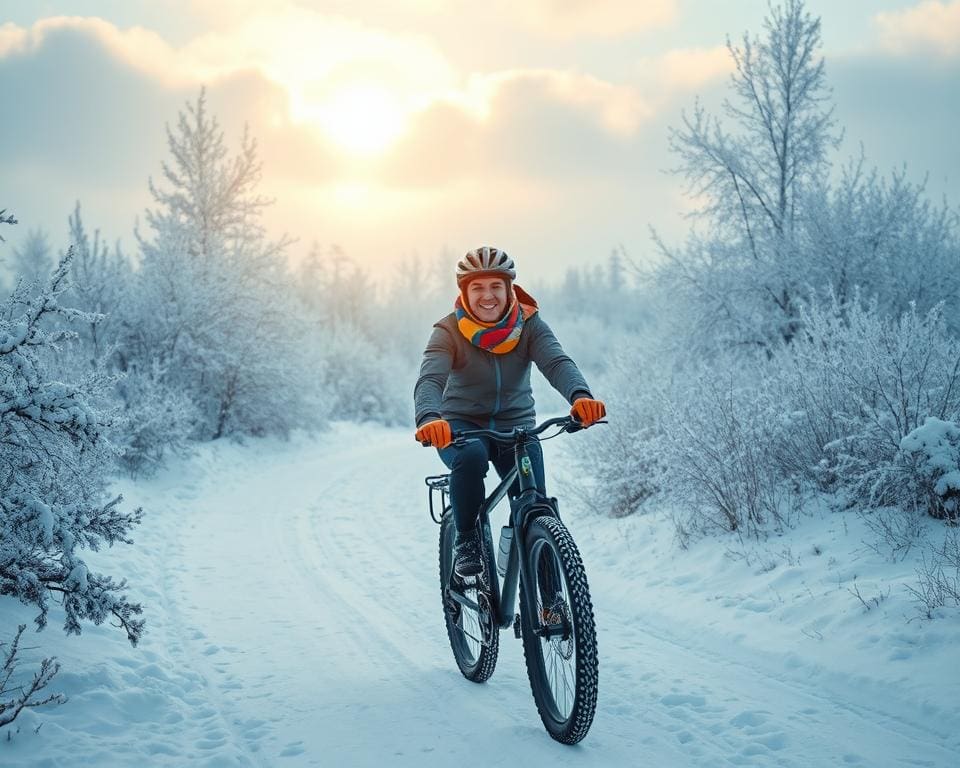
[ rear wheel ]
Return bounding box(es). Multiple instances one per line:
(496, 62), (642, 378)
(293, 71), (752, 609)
(519, 515), (598, 744)
(439, 514), (499, 682)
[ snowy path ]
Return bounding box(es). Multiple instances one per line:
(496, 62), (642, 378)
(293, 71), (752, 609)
(4, 423), (959, 766)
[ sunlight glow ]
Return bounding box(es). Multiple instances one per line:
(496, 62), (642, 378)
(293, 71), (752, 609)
(296, 83), (408, 157)
(190, 9), (457, 160)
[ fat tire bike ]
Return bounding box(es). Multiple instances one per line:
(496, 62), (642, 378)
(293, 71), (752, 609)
(425, 415), (602, 744)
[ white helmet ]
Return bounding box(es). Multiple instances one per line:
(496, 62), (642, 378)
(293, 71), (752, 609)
(456, 246), (516, 286)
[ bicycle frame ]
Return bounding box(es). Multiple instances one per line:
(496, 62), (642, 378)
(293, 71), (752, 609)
(447, 419), (570, 633)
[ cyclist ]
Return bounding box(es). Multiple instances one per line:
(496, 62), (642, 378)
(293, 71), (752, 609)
(414, 246), (606, 578)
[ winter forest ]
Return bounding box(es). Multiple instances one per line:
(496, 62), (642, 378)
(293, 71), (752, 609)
(2, 0), (959, 765)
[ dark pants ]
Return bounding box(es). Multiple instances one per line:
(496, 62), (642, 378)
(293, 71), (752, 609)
(438, 419), (546, 536)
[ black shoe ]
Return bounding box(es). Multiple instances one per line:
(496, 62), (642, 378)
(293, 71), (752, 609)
(454, 531), (483, 578)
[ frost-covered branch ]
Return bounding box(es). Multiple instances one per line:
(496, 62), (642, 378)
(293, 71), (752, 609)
(0, 624), (66, 727)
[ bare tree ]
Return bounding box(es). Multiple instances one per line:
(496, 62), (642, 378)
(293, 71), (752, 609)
(664, 0), (840, 344)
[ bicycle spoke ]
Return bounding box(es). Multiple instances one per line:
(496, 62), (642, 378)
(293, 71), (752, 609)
(533, 544), (578, 721)
(441, 516), (499, 682)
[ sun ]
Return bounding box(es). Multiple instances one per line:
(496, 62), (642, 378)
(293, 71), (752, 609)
(299, 82), (409, 158)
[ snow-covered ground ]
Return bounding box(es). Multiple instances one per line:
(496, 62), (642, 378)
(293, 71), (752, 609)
(2, 422), (959, 767)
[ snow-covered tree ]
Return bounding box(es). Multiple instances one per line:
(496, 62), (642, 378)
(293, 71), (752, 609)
(130, 89), (318, 440)
(62, 202), (132, 367)
(660, 0), (840, 348)
(657, 0), (959, 353)
(0, 247), (144, 644)
(7, 228), (54, 296)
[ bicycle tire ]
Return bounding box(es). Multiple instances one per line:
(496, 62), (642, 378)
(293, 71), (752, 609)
(519, 515), (598, 744)
(439, 513), (499, 682)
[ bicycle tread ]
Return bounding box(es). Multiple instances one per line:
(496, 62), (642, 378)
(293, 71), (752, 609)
(520, 515), (598, 744)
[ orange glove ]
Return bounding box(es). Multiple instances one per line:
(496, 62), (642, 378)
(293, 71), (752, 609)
(415, 419), (453, 449)
(571, 397), (606, 427)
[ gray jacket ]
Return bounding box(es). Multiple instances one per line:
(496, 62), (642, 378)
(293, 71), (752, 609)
(414, 312), (592, 429)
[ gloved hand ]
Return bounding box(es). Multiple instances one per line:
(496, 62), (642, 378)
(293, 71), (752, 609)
(570, 397), (606, 427)
(415, 419), (453, 449)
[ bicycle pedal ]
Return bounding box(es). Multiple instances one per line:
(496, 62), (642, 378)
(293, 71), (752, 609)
(513, 613), (522, 639)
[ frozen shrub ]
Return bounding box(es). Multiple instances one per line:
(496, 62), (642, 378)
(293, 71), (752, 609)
(113, 362), (201, 475)
(907, 528), (960, 618)
(564, 347), (663, 518)
(0, 625), (65, 726)
(900, 417), (960, 520)
(657, 365), (803, 538)
(786, 297), (960, 511)
(317, 323), (412, 425)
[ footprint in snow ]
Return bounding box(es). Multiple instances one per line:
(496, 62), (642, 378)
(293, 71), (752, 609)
(660, 693), (708, 709)
(280, 741), (305, 757)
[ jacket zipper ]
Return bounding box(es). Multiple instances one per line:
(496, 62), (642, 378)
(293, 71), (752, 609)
(490, 356), (502, 429)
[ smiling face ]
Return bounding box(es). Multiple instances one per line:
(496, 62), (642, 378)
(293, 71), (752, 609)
(465, 276), (510, 322)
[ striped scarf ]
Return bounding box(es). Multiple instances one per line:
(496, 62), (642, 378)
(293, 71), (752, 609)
(455, 285), (539, 354)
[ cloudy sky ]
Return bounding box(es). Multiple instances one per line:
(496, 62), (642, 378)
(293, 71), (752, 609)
(1, 0), (958, 280)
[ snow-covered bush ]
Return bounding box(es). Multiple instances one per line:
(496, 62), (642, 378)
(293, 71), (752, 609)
(908, 528), (960, 618)
(782, 297), (960, 512)
(900, 418), (960, 520)
(592, 286), (959, 543)
(800, 160), (960, 335)
(316, 323), (412, 425)
(113, 361), (201, 476)
(563, 345), (663, 518)
(0, 250), (144, 645)
(657, 365), (803, 539)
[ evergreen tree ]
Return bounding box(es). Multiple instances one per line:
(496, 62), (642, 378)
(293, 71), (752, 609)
(131, 89), (317, 439)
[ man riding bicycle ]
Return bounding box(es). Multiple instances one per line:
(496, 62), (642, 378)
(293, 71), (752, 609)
(414, 246), (606, 578)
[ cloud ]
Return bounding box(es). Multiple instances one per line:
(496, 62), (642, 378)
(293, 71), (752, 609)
(874, 0), (960, 57)
(646, 46), (732, 91)
(183, 0), (678, 41)
(0, 16), (189, 85)
(510, 0), (677, 40)
(383, 69), (657, 187)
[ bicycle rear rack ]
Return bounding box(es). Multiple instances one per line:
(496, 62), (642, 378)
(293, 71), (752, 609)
(425, 474), (451, 524)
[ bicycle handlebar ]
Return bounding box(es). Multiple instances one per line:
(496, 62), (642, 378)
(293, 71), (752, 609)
(452, 415), (605, 445)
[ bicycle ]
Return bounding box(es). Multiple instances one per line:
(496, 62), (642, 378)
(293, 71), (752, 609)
(424, 415), (602, 744)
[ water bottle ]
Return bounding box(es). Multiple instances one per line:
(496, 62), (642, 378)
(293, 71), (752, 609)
(497, 525), (513, 577)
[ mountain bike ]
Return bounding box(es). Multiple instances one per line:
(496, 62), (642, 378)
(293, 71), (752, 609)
(424, 415), (602, 744)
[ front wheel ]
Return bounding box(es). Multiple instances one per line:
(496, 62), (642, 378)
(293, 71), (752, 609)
(439, 514), (499, 682)
(519, 515), (598, 744)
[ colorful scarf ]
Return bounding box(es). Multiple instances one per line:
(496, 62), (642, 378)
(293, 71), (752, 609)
(455, 284), (539, 354)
